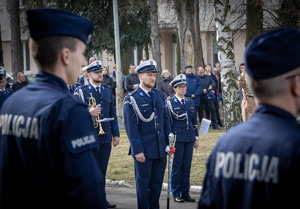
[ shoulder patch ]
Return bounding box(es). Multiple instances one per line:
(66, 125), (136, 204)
(65, 133), (99, 154)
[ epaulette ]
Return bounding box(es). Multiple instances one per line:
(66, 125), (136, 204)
(101, 83), (111, 89)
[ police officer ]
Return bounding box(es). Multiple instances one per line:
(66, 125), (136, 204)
(74, 60), (120, 208)
(198, 28), (300, 209)
(0, 66), (14, 108)
(123, 60), (172, 209)
(0, 8), (107, 208)
(166, 74), (199, 203)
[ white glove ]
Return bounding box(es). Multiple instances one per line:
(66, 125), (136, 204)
(165, 145), (170, 153)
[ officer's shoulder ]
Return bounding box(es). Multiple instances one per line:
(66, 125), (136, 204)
(101, 83), (111, 89)
(76, 84), (88, 90)
(152, 88), (163, 95)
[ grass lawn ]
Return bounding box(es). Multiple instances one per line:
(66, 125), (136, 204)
(106, 127), (225, 186)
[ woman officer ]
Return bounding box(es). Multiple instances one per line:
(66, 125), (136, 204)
(166, 74), (199, 203)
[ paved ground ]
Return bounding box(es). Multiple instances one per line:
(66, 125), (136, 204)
(106, 185), (199, 209)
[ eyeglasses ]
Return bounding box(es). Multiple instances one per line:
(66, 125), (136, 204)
(178, 85), (187, 89)
(285, 74), (300, 79)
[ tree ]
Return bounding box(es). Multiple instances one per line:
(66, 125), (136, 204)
(7, 0), (23, 80)
(276, 0), (300, 28)
(245, 0), (263, 46)
(214, 0), (241, 129)
(168, 0), (205, 72)
(150, 0), (161, 76)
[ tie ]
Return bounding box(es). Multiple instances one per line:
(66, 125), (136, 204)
(181, 98), (185, 105)
(96, 86), (101, 96)
(148, 90), (152, 97)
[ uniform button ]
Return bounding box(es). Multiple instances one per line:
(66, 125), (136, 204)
(157, 131), (160, 134)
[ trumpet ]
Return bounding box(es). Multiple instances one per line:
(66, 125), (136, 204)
(88, 93), (106, 135)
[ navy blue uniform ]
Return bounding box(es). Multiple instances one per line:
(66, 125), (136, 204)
(123, 86), (171, 209)
(74, 82), (120, 197)
(0, 72), (106, 208)
(166, 96), (198, 198)
(199, 104), (300, 209)
(0, 88), (14, 109)
(185, 73), (202, 107)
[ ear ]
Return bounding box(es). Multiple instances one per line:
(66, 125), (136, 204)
(60, 48), (71, 66)
(290, 76), (300, 98)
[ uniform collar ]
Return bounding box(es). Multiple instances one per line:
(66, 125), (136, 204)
(90, 81), (101, 90)
(35, 71), (68, 90)
(139, 85), (151, 95)
(175, 95), (184, 102)
(256, 104), (298, 124)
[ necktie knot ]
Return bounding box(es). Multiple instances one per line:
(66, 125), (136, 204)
(96, 86), (100, 93)
(181, 98), (185, 105)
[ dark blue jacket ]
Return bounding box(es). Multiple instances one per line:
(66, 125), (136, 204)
(185, 73), (202, 107)
(166, 96), (198, 142)
(123, 86), (172, 159)
(0, 72), (106, 208)
(198, 74), (216, 100)
(0, 88), (14, 109)
(74, 83), (120, 144)
(199, 104), (300, 209)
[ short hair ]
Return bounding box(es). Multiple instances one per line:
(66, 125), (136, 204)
(239, 63), (246, 74)
(30, 36), (77, 70)
(17, 72), (24, 77)
(161, 69), (170, 77)
(248, 74), (287, 100)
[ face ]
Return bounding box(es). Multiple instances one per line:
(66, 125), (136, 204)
(89, 57), (96, 64)
(185, 68), (192, 74)
(130, 65), (136, 74)
(240, 65), (245, 74)
(198, 68), (205, 77)
(174, 84), (187, 97)
(90, 71), (103, 84)
(163, 72), (170, 79)
(216, 64), (221, 72)
(19, 74), (26, 82)
(0, 75), (6, 88)
(139, 72), (156, 89)
(67, 40), (86, 85)
(103, 68), (108, 75)
(205, 65), (212, 74)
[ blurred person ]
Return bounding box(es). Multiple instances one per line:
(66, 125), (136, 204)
(238, 63), (256, 121)
(89, 56), (96, 64)
(124, 64), (139, 93)
(78, 65), (89, 85)
(197, 67), (219, 129)
(102, 66), (115, 91)
(12, 72), (29, 91)
(0, 66), (14, 108)
(158, 69), (174, 99)
(205, 64), (223, 127)
(199, 27), (300, 209)
(0, 8), (107, 208)
(184, 66), (202, 121)
(215, 62), (223, 108)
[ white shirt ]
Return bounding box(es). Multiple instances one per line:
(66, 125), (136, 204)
(90, 82), (101, 93)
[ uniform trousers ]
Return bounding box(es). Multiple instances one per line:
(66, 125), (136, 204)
(134, 157), (166, 209)
(95, 142), (112, 198)
(171, 141), (194, 198)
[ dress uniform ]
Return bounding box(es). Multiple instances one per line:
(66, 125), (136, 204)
(199, 28), (300, 209)
(0, 67), (14, 109)
(74, 60), (120, 208)
(0, 9), (107, 209)
(166, 74), (198, 202)
(123, 60), (172, 209)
